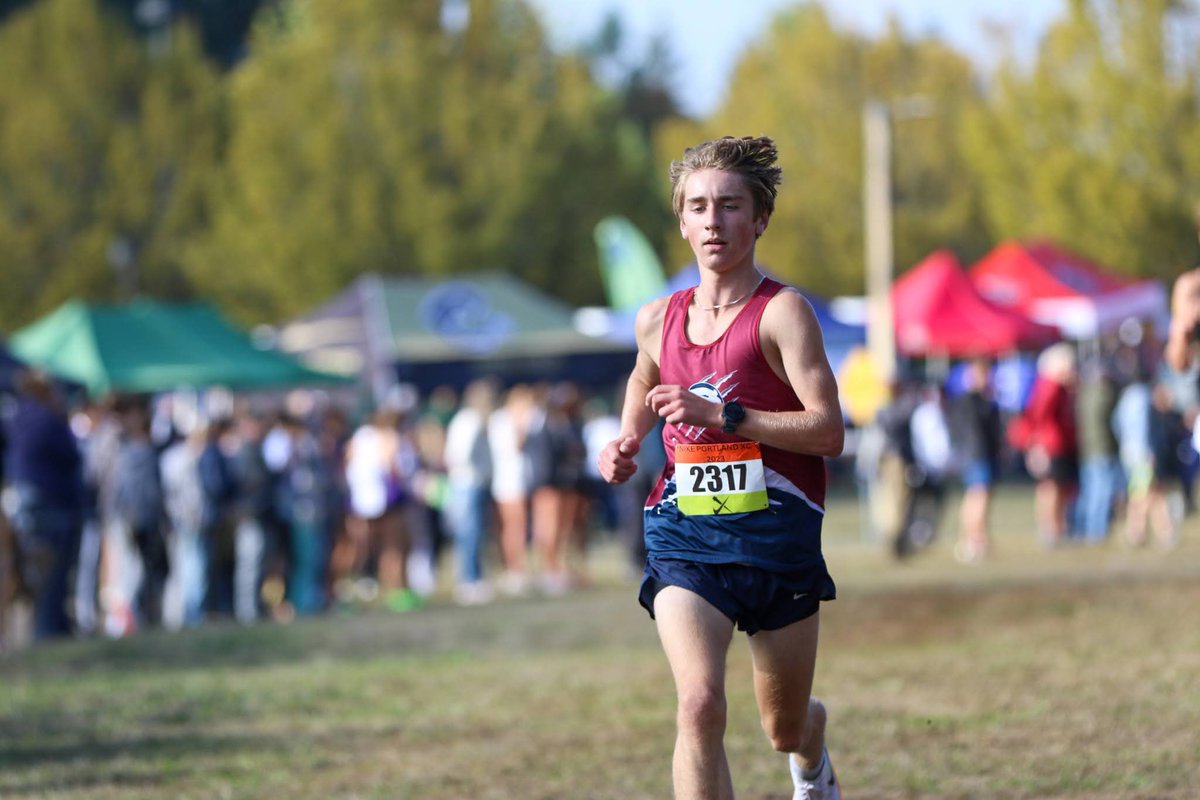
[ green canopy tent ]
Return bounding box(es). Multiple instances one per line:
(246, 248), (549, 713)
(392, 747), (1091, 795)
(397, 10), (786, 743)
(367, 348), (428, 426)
(9, 299), (348, 396)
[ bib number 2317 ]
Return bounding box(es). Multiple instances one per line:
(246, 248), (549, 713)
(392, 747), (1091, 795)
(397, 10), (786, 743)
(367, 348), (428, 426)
(675, 441), (769, 516)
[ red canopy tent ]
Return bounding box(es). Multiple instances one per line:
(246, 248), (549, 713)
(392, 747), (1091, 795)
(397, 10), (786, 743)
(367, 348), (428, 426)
(891, 249), (1058, 357)
(967, 241), (1167, 339)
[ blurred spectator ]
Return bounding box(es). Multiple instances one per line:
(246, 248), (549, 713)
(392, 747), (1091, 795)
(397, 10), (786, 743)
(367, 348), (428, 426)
(198, 417), (239, 619)
(342, 407), (421, 612)
(949, 359), (1003, 562)
(1074, 355), (1122, 543)
(423, 384), (459, 428)
(72, 399), (117, 636)
(2, 370), (84, 640)
(409, 401), (451, 599)
(1148, 382), (1186, 548)
(525, 384), (557, 590)
(488, 384), (537, 595)
(444, 378), (497, 605)
(868, 377), (920, 556)
(529, 382), (589, 594)
(582, 394), (622, 538)
(257, 412), (294, 622)
(0, 406), (12, 648)
(87, 398), (128, 637)
(317, 407), (351, 605)
(160, 426), (207, 629)
(231, 413), (271, 623)
(111, 403), (169, 629)
(0, 505), (13, 650)
(275, 414), (331, 616)
(1113, 374), (1162, 547)
(899, 383), (953, 558)
(1009, 343), (1079, 546)
(556, 383), (595, 587)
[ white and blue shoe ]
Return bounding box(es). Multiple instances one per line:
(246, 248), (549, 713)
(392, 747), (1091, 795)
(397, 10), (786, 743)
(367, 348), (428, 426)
(791, 747), (840, 800)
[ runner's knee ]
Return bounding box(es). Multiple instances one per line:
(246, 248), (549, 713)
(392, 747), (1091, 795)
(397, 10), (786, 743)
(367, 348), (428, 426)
(763, 697), (824, 754)
(676, 686), (727, 739)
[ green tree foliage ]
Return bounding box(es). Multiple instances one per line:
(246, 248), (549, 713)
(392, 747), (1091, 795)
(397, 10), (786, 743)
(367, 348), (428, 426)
(866, 26), (992, 276)
(10, 0), (1199, 337)
(0, 0), (223, 329)
(655, 5), (983, 296)
(962, 0), (1200, 280)
(579, 11), (680, 142)
(186, 0), (666, 323)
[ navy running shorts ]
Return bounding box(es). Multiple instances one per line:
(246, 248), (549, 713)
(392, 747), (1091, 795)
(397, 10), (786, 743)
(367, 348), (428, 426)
(638, 555), (834, 635)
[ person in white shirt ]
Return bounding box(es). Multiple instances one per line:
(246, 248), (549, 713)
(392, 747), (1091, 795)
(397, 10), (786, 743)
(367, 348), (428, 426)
(487, 384), (538, 595)
(444, 379), (497, 604)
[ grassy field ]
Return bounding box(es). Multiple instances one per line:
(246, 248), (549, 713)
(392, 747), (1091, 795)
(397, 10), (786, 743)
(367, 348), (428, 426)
(2, 485), (1198, 799)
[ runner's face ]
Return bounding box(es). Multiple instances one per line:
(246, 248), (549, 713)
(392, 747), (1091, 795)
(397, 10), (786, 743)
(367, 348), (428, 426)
(678, 169), (765, 273)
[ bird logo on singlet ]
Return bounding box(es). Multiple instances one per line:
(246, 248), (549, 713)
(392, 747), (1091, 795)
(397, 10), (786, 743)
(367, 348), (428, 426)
(678, 371), (739, 440)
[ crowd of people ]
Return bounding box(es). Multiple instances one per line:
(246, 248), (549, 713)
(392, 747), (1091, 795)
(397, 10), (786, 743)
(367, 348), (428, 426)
(4, 328), (1195, 646)
(860, 323), (1196, 563)
(5, 327), (1200, 652)
(0, 373), (655, 644)
(3, 330), (1195, 647)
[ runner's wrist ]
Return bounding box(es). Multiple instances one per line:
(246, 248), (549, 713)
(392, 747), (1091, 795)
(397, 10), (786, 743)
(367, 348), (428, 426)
(721, 401), (747, 434)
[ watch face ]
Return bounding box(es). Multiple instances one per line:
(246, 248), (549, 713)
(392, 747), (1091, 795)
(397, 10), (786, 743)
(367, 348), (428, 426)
(723, 401), (745, 431)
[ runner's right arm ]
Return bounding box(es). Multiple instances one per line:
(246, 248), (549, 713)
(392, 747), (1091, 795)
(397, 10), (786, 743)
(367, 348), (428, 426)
(598, 298), (667, 484)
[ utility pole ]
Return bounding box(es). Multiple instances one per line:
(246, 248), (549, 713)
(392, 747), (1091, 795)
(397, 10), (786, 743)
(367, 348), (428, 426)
(862, 96), (934, 382)
(863, 99), (895, 382)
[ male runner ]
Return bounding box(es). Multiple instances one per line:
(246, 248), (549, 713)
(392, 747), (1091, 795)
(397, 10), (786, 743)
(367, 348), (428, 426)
(598, 135), (844, 799)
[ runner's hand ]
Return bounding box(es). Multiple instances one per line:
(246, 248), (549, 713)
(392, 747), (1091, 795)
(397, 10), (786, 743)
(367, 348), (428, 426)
(646, 384), (722, 430)
(598, 436), (641, 484)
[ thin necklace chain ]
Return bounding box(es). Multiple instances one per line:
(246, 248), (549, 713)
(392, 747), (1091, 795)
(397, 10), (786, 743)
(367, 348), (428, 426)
(694, 273), (765, 312)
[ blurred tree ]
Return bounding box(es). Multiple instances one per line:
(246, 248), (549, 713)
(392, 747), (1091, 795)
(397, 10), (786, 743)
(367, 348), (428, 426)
(187, 0), (667, 323)
(962, 0), (1200, 281)
(617, 33), (679, 142)
(655, 5), (984, 296)
(100, 0), (270, 67)
(866, 25), (992, 278)
(0, 0), (272, 66)
(0, 0), (35, 22)
(0, 0), (223, 329)
(579, 11), (680, 141)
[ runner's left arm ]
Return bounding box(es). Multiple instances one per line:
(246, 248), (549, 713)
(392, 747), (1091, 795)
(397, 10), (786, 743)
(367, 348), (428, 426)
(733, 290), (844, 457)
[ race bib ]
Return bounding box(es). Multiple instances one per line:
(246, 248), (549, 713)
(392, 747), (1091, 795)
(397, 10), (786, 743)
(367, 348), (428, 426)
(675, 441), (769, 516)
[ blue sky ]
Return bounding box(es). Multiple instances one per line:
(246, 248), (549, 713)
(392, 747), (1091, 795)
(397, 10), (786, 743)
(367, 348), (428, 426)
(523, 0), (1065, 117)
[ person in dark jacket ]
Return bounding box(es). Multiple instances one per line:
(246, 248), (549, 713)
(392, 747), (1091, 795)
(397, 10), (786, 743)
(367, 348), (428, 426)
(274, 414), (331, 616)
(111, 403), (168, 629)
(2, 370), (84, 639)
(949, 359), (1003, 562)
(198, 417), (238, 618)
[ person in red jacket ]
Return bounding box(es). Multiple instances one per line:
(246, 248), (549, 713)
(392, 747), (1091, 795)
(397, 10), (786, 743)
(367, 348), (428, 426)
(1010, 343), (1079, 545)
(598, 136), (844, 800)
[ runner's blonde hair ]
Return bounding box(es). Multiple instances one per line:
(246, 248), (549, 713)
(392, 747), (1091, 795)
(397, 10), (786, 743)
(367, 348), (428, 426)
(669, 136), (782, 218)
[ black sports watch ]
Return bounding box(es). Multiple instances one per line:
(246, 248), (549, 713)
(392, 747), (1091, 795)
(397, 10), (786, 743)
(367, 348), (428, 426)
(721, 400), (746, 434)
